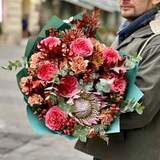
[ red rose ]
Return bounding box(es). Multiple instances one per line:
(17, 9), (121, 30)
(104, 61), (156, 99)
(111, 77), (127, 95)
(58, 76), (79, 98)
(37, 36), (61, 52)
(103, 48), (121, 65)
(45, 106), (68, 131)
(70, 38), (93, 57)
(37, 61), (58, 81)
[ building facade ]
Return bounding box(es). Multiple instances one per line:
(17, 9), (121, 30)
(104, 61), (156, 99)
(0, 0), (121, 45)
(0, 0), (40, 44)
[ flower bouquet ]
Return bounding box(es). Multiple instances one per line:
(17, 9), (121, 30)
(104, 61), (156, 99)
(14, 10), (144, 142)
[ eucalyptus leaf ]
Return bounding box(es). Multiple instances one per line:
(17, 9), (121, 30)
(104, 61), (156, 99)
(96, 78), (113, 93)
(84, 82), (94, 91)
(135, 103), (144, 115)
(1, 60), (22, 71)
(120, 99), (144, 115)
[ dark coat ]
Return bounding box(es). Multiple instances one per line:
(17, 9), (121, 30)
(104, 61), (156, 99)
(75, 20), (160, 160)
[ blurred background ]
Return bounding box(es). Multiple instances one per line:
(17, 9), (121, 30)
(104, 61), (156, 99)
(0, 0), (121, 160)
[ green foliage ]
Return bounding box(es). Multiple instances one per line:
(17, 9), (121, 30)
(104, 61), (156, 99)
(73, 125), (89, 142)
(134, 102), (144, 115)
(58, 98), (74, 113)
(96, 78), (113, 93)
(125, 54), (142, 69)
(120, 99), (144, 115)
(84, 82), (94, 91)
(1, 60), (22, 71)
(94, 124), (107, 132)
(53, 75), (60, 85)
(58, 65), (69, 77)
(47, 93), (58, 105)
(79, 79), (94, 91)
(79, 79), (93, 91)
(94, 124), (109, 143)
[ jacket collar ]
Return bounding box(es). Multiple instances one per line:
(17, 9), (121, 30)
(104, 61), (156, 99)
(118, 8), (157, 44)
(112, 25), (154, 50)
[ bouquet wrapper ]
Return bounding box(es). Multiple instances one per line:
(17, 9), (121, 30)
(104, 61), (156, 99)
(16, 15), (143, 138)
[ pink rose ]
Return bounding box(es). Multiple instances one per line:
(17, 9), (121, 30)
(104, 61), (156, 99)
(45, 106), (68, 131)
(37, 36), (61, 52)
(57, 76), (79, 98)
(111, 77), (127, 95)
(37, 61), (58, 81)
(103, 48), (121, 65)
(70, 38), (93, 57)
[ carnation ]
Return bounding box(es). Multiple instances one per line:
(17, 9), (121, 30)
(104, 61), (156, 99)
(70, 38), (93, 57)
(37, 61), (58, 81)
(57, 75), (79, 98)
(45, 106), (68, 131)
(103, 48), (121, 65)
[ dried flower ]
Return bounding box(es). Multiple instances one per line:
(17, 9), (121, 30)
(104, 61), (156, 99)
(62, 29), (84, 44)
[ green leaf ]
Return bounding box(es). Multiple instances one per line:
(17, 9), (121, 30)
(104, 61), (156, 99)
(96, 78), (113, 93)
(58, 65), (68, 77)
(1, 60), (22, 71)
(59, 100), (74, 113)
(125, 54), (142, 69)
(53, 75), (60, 85)
(120, 99), (144, 115)
(84, 82), (94, 91)
(73, 125), (89, 142)
(135, 103), (144, 115)
(47, 93), (58, 105)
(79, 135), (87, 142)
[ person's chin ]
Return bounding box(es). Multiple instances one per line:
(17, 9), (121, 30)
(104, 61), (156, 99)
(121, 11), (134, 20)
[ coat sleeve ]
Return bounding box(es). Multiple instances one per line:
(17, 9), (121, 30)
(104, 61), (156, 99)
(121, 44), (160, 130)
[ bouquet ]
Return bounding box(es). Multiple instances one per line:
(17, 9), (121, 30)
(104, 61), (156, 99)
(5, 10), (144, 143)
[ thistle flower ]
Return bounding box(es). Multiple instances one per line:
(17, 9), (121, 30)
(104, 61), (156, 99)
(71, 93), (103, 126)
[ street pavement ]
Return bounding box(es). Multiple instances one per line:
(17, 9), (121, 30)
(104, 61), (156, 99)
(0, 43), (93, 160)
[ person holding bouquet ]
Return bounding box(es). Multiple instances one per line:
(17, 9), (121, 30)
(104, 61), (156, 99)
(75, 0), (160, 160)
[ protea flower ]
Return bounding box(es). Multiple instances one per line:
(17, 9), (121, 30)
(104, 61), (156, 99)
(71, 92), (105, 126)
